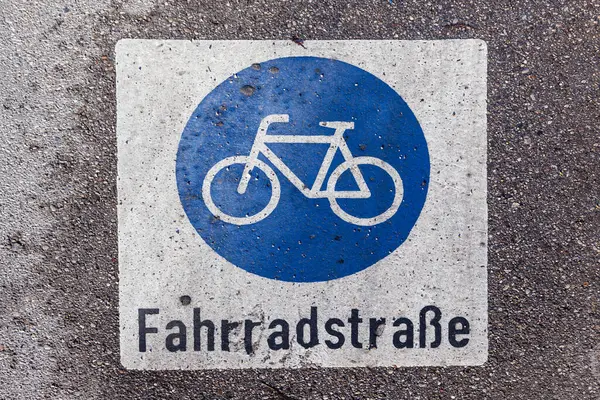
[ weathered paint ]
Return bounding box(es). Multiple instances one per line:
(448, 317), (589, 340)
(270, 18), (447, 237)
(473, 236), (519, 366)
(117, 40), (487, 369)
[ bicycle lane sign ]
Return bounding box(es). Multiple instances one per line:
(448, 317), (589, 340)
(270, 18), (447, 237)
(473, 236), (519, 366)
(117, 40), (488, 369)
(177, 56), (429, 282)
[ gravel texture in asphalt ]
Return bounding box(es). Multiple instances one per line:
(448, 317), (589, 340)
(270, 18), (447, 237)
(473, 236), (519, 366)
(0, 0), (598, 399)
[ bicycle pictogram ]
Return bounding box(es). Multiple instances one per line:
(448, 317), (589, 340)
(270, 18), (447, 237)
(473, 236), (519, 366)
(202, 114), (403, 227)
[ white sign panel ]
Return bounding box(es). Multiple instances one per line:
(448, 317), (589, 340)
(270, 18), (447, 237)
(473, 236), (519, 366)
(117, 39), (487, 369)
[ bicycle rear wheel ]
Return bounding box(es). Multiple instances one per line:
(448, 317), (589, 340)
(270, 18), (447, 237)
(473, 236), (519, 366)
(326, 156), (403, 226)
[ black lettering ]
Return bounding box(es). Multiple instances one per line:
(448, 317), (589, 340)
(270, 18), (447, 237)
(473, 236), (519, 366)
(448, 316), (470, 348)
(368, 318), (386, 349)
(324, 318), (345, 349)
(348, 309), (363, 348)
(419, 305), (442, 348)
(244, 319), (261, 354)
(267, 319), (290, 350)
(193, 308), (215, 351)
(165, 320), (187, 352)
(297, 306), (319, 348)
(392, 317), (414, 348)
(138, 308), (159, 352)
(221, 320), (239, 352)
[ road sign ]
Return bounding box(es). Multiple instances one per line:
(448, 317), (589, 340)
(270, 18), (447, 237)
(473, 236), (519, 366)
(117, 40), (487, 369)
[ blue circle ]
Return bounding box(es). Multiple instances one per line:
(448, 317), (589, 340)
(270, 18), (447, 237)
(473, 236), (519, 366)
(176, 56), (429, 282)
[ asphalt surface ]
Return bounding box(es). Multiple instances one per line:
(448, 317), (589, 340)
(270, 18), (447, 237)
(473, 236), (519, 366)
(0, 0), (598, 399)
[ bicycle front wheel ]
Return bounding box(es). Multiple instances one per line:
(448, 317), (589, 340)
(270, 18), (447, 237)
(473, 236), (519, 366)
(202, 156), (281, 225)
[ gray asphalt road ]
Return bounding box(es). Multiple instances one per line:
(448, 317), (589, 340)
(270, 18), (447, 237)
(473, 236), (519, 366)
(1, 0), (598, 399)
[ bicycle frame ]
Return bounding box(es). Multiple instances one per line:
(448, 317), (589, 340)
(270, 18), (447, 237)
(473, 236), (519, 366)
(237, 114), (371, 199)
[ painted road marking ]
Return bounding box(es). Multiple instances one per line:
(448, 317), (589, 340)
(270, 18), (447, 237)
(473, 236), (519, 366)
(177, 55), (428, 282)
(117, 40), (487, 369)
